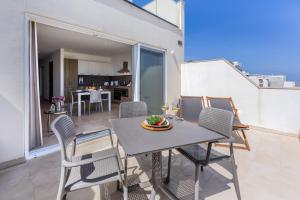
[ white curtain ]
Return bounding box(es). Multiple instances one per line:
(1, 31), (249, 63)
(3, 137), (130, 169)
(132, 44), (140, 101)
(29, 21), (43, 149)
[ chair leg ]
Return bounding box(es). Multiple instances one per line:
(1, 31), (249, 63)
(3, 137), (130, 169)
(215, 129), (250, 151)
(88, 103), (91, 115)
(116, 180), (121, 191)
(201, 166), (204, 172)
(165, 149), (172, 184)
(241, 129), (250, 151)
(230, 145), (241, 200)
(57, 167), (66, 200)
(70, 103), (73, 116)
(101, 102), (103, 112)
(62, 194), (67, 200)
(150, 189), (156, 200)
(194, 164), (200, 200)
(123, 185), (128, 200)
(83, 102), (86, 115)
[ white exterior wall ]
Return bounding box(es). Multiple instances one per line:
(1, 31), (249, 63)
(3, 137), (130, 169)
(181, 60), (300, 136)
(143, 0), (180, 26)
(0, 0), (184, 164)
(0, 0), (26, 164)
(181, 60), (260, 126)
(260, 88), (300, 134)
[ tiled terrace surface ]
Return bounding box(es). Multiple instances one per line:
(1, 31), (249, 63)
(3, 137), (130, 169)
(1, 109), (300, 200)
(39, 101), (114, 148)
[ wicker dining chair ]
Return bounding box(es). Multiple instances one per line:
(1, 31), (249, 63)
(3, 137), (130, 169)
(206, 96), (250, 150)
(118, 101), (148, 190)
(51, 115), (127, 200)
(70, 91), (86, 116)
(179, 96), (205, 123)
(167, 108), (241, 200)
(119, 101), (148, 118)
(88, 90), (103, 114)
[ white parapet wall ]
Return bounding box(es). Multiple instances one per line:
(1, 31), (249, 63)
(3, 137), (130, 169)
(143, 0), (182, 27)
(181, 59), (300, 136)
(259, 88), (300, 134)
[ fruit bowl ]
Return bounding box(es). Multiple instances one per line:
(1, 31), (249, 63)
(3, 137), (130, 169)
(141, 115), (173, 131)
(143, 119), (170, 128)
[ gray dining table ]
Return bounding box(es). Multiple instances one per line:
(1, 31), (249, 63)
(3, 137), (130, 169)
(111, 116), (225, 200)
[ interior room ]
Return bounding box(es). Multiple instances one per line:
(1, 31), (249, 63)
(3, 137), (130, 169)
(35, 23), (133, 150)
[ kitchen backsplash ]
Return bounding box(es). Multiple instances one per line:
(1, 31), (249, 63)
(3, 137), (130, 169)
(78, 75), (132, 87)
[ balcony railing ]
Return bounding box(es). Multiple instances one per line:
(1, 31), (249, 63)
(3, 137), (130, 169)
(125, 0), (184, 28)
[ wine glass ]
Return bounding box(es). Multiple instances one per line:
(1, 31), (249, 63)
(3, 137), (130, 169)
(161, 104), (169, 116)
(172, 105), (180, 116)
(172, 103), (180, 123)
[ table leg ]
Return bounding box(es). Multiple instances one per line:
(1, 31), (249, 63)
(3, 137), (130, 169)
(47, 114), (51, 132)
(165, 149), (172, 184)
(78, 93), (81, 117)
(123, 152), (179, 200)
(152, 151), (181, 200)
(150, 152), (162, 200)
(124, 154), (128, 200)
(108, 92), (111, 111)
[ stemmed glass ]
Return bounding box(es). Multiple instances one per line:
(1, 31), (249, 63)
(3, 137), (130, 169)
(171, 103), (180, 123)
(161, 104), (169, 116)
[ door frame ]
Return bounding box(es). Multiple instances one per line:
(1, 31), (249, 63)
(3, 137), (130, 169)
(132, 43), (167, 106)
(24, 14), (136, 159)
(48, 61), (54, 103)
(24, 14), (168, 159)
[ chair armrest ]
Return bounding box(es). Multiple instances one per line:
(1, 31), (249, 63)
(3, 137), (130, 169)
(75, 129), (114, 146)
(62, 153), (117, 168)
(76, 128), (111, 138)
(204, 141), (232, 164)
(213, 136), (235, 144)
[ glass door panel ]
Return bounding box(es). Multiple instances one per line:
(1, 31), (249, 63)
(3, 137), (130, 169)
(140, 47), (164, 114)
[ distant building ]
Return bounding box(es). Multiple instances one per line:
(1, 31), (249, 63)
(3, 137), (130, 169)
(228, 61), (296, 88)
(247, 74), (296, 88)
(283, 81), (296, 88)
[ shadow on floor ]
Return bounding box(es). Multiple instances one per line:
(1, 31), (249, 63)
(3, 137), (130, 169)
(132, 149), (238, 200)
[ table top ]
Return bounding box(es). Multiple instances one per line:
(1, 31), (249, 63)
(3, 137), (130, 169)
(73, 90), (111, 95)
(44, 109), (68, 115)
(111, 116), (225, 156)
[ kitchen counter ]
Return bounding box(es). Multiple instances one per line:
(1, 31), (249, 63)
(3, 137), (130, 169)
(107, 86), (132, 103)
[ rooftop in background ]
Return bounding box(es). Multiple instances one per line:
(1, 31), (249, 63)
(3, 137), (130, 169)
(228, 61), (297, 88)
(126, 0), (184, 28)
(247, 74), (296, 88)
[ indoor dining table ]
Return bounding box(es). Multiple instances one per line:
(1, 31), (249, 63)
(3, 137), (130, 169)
(111, 116), (225, 200)
(76, 90), (111, 117)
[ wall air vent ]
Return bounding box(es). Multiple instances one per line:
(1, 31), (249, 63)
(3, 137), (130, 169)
(178, 40), (183, 47)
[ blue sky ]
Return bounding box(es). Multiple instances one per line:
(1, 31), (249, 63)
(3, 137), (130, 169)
(185, 0), (300, 84)
(134, 0), (300, 84)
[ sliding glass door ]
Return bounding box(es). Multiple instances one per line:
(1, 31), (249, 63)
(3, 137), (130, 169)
(139, 47), (165, 114)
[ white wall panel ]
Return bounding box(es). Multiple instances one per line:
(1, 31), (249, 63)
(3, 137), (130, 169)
(1, 0), (184, 164)
(182, 60), (300, 136)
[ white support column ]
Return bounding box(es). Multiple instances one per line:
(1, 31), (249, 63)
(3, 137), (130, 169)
(178, 0), (185, 30)
(132, 44), (141, 101)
